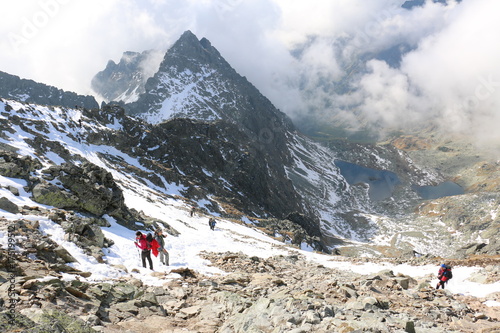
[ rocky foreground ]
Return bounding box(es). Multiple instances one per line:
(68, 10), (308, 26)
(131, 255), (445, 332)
(1, 218), (499, 333)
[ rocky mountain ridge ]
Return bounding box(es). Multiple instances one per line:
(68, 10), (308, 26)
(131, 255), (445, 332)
(0, 71), (98, 110)
(124, 31), (295, 133)
(0, 98), (322, 248)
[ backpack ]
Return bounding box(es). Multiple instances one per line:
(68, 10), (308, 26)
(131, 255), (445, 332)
(443, 266), (453, 279)
(146, 233), (153, 247)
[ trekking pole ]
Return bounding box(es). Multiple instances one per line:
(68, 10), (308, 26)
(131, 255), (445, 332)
(134, 241), (141, 267)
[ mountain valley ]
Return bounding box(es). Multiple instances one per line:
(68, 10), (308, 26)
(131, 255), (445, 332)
(0, 28), (499, 333)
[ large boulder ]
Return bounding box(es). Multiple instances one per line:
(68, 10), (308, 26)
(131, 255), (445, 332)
(32, 162), (130, 220)
(0, 150), (42, 179)
(0, 197), (19, 214)
(32, 182), (80, 210)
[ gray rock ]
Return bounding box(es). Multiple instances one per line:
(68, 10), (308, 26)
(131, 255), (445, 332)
(340, 285), (358, 298)
(0, 196), (19, 214)
(405, 320), (416, 333)
(53, 245), (78, 263)
(111, 300), (139, 315)
(180, 305), (201, 318)
(8, 185), (19, 196)
(303, 310), (321, 325)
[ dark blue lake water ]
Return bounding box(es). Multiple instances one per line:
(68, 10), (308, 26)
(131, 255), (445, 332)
(411, 181), (464, 200)
(334, 160), (464, 201)
(334, 160), (400, 201)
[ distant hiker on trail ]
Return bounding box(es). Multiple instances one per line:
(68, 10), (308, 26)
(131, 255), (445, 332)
(154, 228), (169, 266)
(190, 206), (196, 217)
(436, 264), (453, 289)
(134, 231), (159, 270)
(208, 217), (216, 231)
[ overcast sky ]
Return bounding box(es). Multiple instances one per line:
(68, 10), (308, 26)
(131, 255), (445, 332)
(1, 0), (499, 144)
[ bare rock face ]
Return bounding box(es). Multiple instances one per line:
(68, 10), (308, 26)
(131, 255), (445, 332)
(417, 193), (500, 257)
(79, 105), (327, 249)
(0, 148), (143, 230)
(0, 150), (42, 179)
(32, 161), (132, 223)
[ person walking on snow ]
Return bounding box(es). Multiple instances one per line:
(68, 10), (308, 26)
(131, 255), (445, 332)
(154, 228), (169, 266)
(134, 231), (159, 270)
(436, 263), (453, 289)
(208, 217), (216, 231)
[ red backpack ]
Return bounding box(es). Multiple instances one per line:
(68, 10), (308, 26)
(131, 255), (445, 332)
(146, 232), (160, 256)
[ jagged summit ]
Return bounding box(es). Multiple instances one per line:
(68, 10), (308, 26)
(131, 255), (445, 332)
(165, 30), (226, 68)
(124, 31), (294, 138)
(92, 49), (163, 103)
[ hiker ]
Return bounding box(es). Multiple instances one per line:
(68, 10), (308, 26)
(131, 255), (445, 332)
(436, 263), (453, 289)
(154, 228), (169, 266)
(208, 218), (216, 231)
(134, 231), (159, 270)
(190, 206), (196, 217)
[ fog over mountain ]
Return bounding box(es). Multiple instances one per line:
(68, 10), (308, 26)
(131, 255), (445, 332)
(1, 0), (499, 143)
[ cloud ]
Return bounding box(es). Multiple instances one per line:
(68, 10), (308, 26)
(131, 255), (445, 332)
(0, 0), (176, 94)
(352, 0), (500, 143)
(1, 0), (499, 145)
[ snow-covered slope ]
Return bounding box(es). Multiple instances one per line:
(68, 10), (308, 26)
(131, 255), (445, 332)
(1, 93), (493, 260)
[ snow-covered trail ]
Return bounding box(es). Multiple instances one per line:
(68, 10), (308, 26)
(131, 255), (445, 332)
(2, 186), (500, 307)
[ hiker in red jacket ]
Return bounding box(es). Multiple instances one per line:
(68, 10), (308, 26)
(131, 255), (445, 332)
(134, 231), (159, 270)
(436, 264), (453, 289)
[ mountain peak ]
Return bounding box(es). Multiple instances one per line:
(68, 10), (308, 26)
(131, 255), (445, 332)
(124, 31), (294, 138)
(92, 49), (163, 103)
(171, 30), (205, 52)
(178, 30), (198, 42)
(176, 30), (212, 48)
(166, 30), (222, 65)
